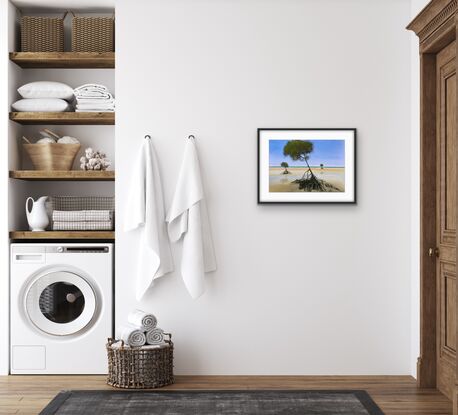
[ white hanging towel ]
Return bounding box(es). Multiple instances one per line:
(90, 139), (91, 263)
(166, 139), (216, 299)
(124, 139), (174, 300)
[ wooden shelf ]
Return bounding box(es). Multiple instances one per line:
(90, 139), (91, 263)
(10, 170), (115, 181)
(9, 52), (115, 69)
(9, 112), (115, 125)
(10, 231), (115, 240)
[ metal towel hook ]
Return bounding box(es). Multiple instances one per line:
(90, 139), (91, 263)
(188, 135), (195, 140)
(144, 135), (151, 140)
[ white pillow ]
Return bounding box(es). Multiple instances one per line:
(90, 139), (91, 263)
(18, 81), (74, 100)
(12, 99), (70, 112)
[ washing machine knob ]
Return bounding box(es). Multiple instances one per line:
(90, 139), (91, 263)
(57, 246), (64, 253)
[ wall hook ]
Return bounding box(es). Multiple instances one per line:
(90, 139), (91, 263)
(144, 135), (151, 140)
(188, 135), (195, 140)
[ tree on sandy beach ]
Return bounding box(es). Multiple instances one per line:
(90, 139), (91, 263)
(320, 163), (324, 170)
(283, 140), (322, 189)
(283, 140), (339, 192)
(280, 161), (290, 174)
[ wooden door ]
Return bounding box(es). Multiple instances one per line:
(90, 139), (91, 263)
(436, 40), (457, 400)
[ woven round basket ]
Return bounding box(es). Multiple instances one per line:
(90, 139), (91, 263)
(106, 335), (174, 389)
(23, 143), (81, 171)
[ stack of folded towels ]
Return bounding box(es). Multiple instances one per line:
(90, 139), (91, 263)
(116, 310), (166, 347)
(74, 84), (115, 112)
(12, 81), (74, 112)
(52, 209), (114, 231)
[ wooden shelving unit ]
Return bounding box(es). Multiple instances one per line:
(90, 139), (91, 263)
(10, 231), (115, 240)
(10, 112), (115, 125)
(9, 47), (116, 241)
(9, 52), (115, 69)
(10, 170), (115, 181)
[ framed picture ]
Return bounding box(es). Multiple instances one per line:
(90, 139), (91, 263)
(258, 128), (356, 204)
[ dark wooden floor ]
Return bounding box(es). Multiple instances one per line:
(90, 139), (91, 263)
(0, 375), (452, 414)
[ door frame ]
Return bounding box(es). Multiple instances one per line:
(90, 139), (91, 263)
(408, 0), (458, 394)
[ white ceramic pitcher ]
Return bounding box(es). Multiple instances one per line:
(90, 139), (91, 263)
(26, 196), (49, 231)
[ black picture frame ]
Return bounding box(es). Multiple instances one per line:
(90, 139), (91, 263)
(257, 128), (357, 204)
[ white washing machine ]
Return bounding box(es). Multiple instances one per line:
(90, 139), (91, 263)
(10, 243), (113, 374)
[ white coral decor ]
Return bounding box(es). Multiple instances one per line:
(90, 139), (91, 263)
(80, 147), (111, 171)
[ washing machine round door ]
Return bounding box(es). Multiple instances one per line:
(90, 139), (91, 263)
(25, 271), (97, 336)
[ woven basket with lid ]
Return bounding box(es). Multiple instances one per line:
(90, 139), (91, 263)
(21, 12), (67, 52)
(106, 334), (174, 389)
(71, 13), (114, 52)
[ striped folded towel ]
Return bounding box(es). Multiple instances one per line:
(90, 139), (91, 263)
(53, 221), (113, 231)
(52, 210), (112, 222)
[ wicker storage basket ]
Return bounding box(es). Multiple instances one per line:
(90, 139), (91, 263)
(71, 13), (114, 52)
(49, 196), (115, 212)
(21, 13), (67, 52)
(23, 143), (80, 171)
(107, 336), (174, 389)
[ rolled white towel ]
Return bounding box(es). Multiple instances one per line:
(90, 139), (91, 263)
(146, 327), (164, 345)
(116, 323), (146, 347)
(127, 309), (157, 331)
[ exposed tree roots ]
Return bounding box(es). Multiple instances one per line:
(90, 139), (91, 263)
(292, 167), (341, 192)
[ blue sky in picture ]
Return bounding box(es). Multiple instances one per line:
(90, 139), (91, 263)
(269, 139), (345, 167)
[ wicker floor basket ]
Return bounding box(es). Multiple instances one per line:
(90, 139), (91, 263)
(21, 13), (67, 52)
(72, 14), (114, 52)
(106, 336), (174, 389)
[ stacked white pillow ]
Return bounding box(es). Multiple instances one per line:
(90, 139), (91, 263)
(12, 82), (74, 112)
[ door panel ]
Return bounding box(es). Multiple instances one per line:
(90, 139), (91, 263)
(436, 40), (457, 400)
(445, 273), (456, 350)
(446, 74), (457, 232)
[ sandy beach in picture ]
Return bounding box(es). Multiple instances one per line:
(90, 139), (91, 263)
(269, 167), (345, 192)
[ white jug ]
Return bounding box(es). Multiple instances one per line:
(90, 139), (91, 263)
(26, 196), (49, 231)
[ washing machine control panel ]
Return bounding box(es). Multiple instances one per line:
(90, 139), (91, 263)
(48, 246), (109, 254)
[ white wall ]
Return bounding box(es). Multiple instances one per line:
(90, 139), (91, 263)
(409, 0), (430, 379)
(116, 0), (412, 375)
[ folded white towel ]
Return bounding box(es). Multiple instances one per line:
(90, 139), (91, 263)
(53, 221), (113, 230)
(74, 83), (108, 93)
(76, 92), (113, 98)
(76, 109), (115, 113)
(127, 309), (157, 331)
(77, 91), (112, 97)
(166, 140), (217, 299)
(116, 323), (146, 347)
(74, 84), (113, 100)
(76, 104), (115, 110)
(146, 327), (165, 345)
(124, 139), (174, 300)
(76, 102), (114, 109)
(76, 98), (115, 105)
